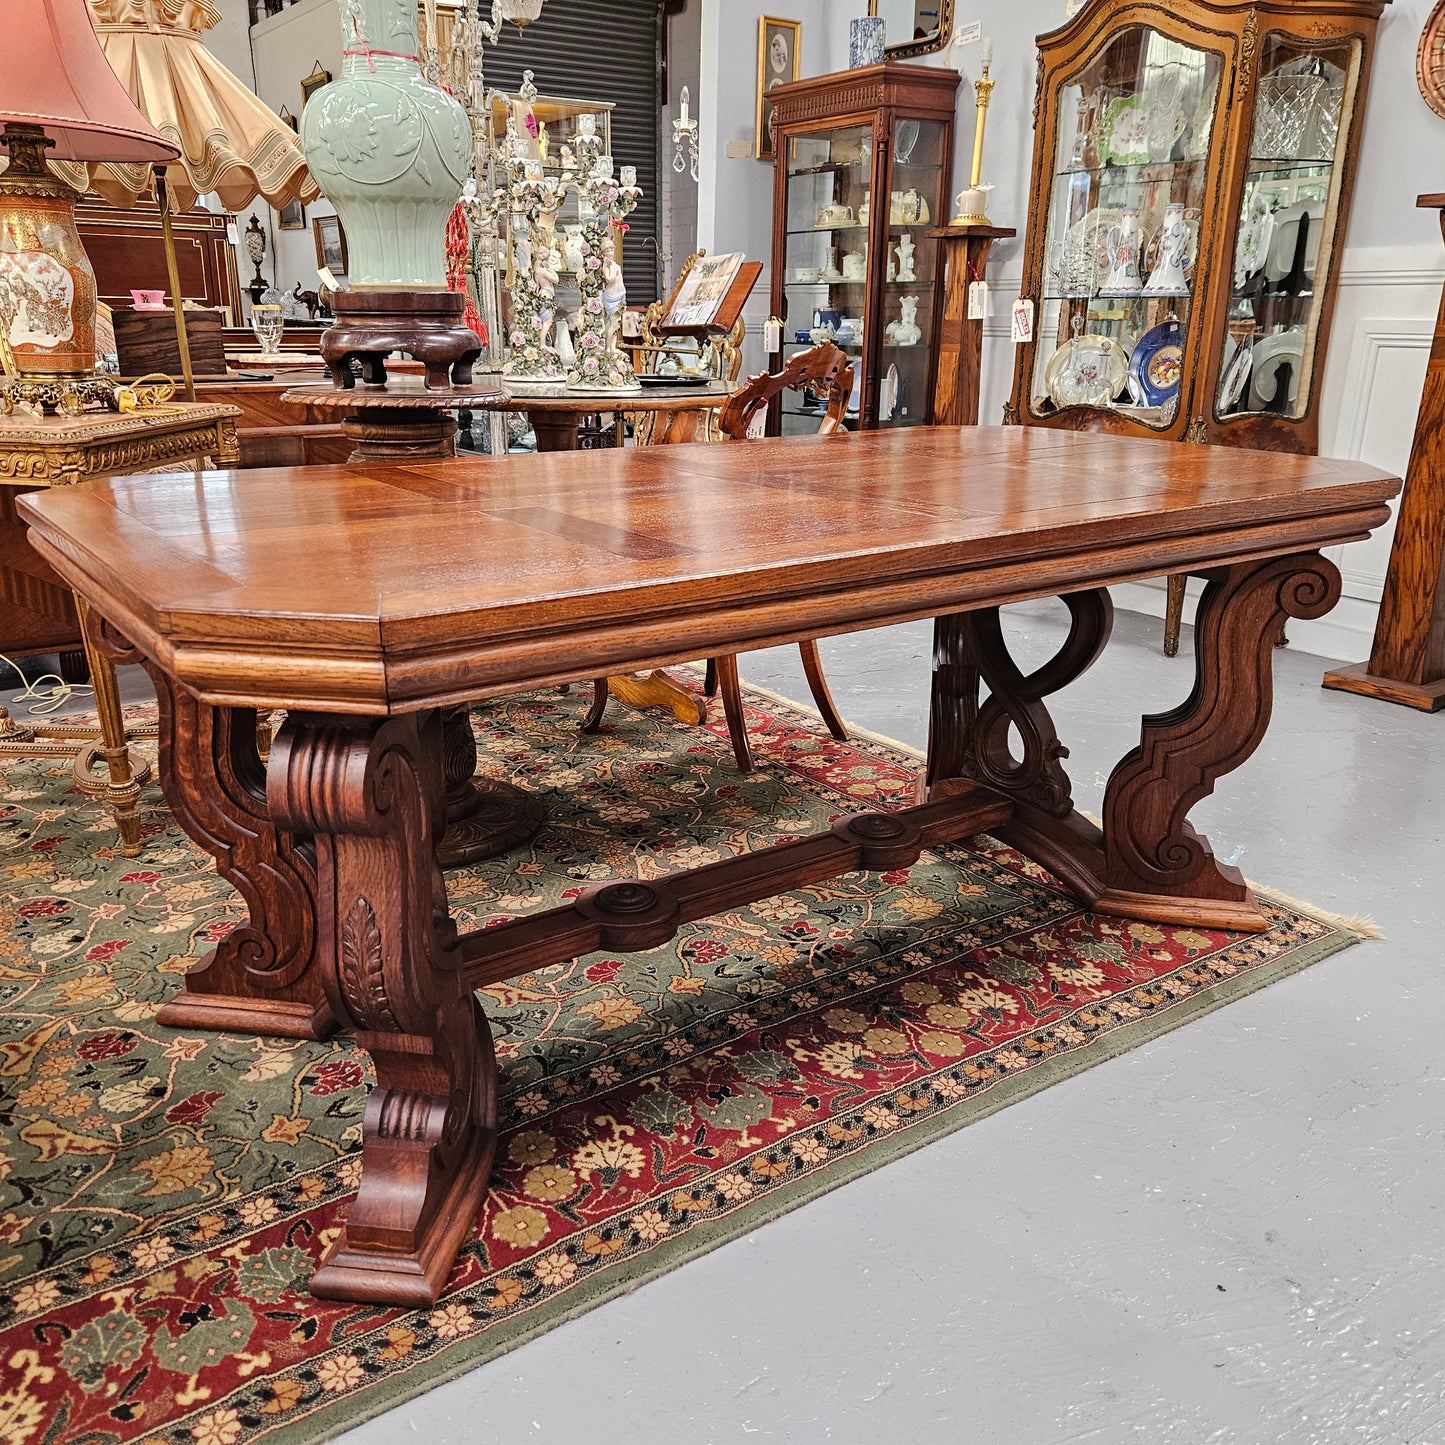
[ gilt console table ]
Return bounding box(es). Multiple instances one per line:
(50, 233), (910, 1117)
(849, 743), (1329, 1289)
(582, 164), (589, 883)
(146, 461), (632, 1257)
(20, 428), (1398, 1305)
(0, 402), (240, 852)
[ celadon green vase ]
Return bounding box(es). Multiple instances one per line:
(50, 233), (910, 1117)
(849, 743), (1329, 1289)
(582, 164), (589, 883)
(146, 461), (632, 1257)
(301, 0), (471, 288)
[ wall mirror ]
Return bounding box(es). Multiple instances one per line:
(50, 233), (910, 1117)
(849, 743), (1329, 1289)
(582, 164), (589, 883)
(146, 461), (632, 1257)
(869, 0), (955, 59)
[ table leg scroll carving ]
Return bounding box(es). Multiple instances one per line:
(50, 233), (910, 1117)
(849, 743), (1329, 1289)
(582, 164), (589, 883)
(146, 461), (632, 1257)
(1095, 553), (1341, 930)
(271, 710), (496, 1306)
(923, 561), (1340, 933)
(923, 593), (1116, 904)
(139, 664), (335, 1040)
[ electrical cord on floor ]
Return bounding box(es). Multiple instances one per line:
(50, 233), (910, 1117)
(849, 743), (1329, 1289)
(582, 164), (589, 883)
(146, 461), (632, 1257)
(0, 653), (94, 716)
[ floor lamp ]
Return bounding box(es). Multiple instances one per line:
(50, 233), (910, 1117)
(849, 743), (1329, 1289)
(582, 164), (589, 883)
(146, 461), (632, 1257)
(82, 0), (317, 400)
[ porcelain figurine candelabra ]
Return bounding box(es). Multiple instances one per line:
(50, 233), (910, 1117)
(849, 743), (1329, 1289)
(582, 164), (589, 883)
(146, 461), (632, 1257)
(500, 124), (575, 386)
(568, 124), (642, 394)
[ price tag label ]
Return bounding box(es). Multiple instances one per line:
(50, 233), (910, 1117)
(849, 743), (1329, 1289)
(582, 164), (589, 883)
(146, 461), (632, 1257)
(1011, 298), (1035, 344)
(318, 267), (339, 291)
(968, 281), (988, 320)
(763, 317), (782, 353)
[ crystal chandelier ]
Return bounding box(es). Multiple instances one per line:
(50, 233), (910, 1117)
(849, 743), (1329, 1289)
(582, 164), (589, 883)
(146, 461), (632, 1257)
(490, 0), (545, 28)
(672, 85), (699, 182)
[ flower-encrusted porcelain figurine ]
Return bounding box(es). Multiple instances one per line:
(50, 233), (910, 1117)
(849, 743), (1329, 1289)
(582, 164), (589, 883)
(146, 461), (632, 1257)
(568, 136), (642, 393)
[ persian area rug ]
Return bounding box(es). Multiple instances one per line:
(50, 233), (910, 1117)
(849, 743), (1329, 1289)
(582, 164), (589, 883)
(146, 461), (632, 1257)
(0, 685), (1364, 1444)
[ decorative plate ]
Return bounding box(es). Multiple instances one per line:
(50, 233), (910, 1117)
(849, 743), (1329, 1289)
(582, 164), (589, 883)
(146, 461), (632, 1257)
(1249, 328), (1306, 411)
(1099, 95), (1150, 165)
(1128, 319), (1185, 407)
(1145, 98), (1188, 162)
(1264, 199), (1326, 285)
(638, 373), (710, 388)
(894, 119), (921, 165)
(1186, 80), (1220, 159)
(1044, 332), (1129, 410)
(1233, 193), (1275, 289)
(1056, 207), (1124, 295)
(1218, 338), (1254, 413)
(1419, 0), (1445, 119)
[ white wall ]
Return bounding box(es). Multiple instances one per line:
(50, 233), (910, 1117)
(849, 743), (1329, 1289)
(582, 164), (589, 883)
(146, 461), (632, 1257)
(246, 0), (345, 311)
(660, 0), (703, 294)
(695, 0), (835, 373)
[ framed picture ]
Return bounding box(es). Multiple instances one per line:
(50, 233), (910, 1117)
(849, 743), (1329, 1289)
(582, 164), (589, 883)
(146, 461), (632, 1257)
(301, 62), (331, 108)
(756, 17), (801, 161)
(277, 198), (305, 231)
(312, 214), (348, 275)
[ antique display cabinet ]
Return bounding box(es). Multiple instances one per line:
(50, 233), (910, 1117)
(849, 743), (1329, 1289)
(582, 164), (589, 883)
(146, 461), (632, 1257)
(1007, 0), (1389, 453)
(768, 62), (959, 433)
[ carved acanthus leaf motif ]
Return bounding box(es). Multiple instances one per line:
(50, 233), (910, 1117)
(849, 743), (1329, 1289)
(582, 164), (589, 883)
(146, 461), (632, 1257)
(341, 895), (397, 1030)
(1239, 12), (1260, 97)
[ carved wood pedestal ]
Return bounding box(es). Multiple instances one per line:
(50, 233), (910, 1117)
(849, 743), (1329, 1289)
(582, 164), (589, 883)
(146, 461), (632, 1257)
(924, 554), (1342, 930)
(135, 553), (1340, 1300)
(1322, 194), (1445, 712)
(320, 289), (484, 391)
(927, 224), (1016, 428)
(281, 381), (508, 466)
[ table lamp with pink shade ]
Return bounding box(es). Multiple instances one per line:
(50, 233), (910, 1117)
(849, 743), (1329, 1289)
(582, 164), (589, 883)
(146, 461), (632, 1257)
(0, 0), (178, 414)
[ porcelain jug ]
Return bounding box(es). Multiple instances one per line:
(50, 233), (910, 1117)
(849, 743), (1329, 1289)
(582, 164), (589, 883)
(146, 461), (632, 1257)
(1143, 203), (1192, 296)
(1100, 207), (1144, 297)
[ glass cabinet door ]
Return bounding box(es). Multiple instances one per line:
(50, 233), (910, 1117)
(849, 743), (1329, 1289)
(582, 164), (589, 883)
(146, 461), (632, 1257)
(878, 115), (948, 429)
(1215, 34), (1358, 423)
(1028, 27), (1222, 429)
(779, 123), (874, 436)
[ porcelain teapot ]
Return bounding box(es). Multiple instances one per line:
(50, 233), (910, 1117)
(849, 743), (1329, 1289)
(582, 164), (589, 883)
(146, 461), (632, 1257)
(842, 250), (867, 281)
(817, 202), (856, 228)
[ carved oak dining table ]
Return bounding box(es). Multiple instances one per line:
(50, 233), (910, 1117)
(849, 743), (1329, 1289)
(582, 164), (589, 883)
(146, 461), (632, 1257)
(18, 427), (1398, 1308)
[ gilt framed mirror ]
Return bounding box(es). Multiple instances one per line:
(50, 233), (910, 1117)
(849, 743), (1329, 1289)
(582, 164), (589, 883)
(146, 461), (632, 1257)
(868, 0), (955, 59)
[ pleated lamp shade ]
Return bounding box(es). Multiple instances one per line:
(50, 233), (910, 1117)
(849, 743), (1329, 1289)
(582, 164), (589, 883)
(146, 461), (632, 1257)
(0, 0), (178, 163)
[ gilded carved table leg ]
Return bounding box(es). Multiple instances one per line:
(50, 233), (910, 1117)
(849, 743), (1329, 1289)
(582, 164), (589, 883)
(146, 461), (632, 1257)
(923, 555), (1341, 935)
(139, 662), (335, 1040)
(270, 710), (497, 1307)
(73, 598), (146, 855)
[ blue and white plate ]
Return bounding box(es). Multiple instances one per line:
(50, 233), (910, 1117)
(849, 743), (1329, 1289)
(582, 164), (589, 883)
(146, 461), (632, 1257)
(1128, 319), (1185, 407)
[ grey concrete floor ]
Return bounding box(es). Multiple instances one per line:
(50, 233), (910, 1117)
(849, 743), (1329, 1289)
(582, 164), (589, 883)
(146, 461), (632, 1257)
(29, 603), (1440, 1442)
(330, 602), (1445, 1445)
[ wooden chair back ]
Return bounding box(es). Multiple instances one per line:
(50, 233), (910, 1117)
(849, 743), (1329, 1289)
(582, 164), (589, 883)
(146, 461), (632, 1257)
(716, 342), (854, 441)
